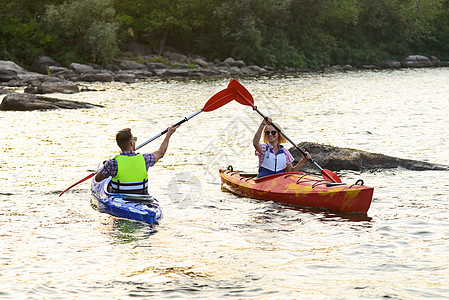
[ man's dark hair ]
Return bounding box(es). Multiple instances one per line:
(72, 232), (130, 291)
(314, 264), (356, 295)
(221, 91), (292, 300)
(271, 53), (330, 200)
(116, 128), (132, 149)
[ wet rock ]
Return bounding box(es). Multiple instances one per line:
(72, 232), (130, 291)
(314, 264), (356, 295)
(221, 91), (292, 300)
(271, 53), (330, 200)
(130, 70), (154, 79)
(0, 69), (17, 82)
(0, 92), (102, 111)
(16, 72), (45, 83)
(382, 60), (402, 69)
(114, 72), (136, 83)
(290, 142), (449, 172)
(401, 55), (433, 68)
(241, 66), (258, 75)
(0, 60), (25, 73)
(194, 58), (209, 68)
(361, 65), (378, 69)
(224, 57), (235, 65)
(0, 61), (43, 82)
(25, 78), (79, 94)
(229, 66), (242, 75)
(233, 60), (246, 68)
(145, 62), (167, 70)
(70, 63), (95, 74)
(78, 71), (113, 82)
(430, 56), (441, 67)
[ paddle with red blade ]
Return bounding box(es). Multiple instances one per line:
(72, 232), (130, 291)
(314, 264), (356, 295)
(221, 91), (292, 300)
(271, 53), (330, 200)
(59, 88), (235, 197)
(135, 88), (234, 150)
(228, 79), (342, 183)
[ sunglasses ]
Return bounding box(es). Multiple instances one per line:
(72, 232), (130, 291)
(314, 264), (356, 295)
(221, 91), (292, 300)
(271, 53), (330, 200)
(265, 131), (277, 136)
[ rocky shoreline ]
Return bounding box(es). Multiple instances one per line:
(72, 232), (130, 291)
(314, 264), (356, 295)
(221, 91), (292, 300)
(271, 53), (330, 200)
(2, 52), (449, 89)
(1, 50), (448, 110)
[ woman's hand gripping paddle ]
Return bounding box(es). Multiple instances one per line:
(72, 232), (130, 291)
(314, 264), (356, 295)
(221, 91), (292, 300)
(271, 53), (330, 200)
(59, 88), (235, 197)
(228, 79), (342, 183)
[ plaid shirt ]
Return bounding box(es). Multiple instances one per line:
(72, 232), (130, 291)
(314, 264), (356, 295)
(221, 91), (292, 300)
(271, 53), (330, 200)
(255, 143), (294, 167)
(101, 151), (156, 178)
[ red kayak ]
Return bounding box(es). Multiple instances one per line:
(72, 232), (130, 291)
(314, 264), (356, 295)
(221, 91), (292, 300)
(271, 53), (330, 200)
(220, 168), (374, 214)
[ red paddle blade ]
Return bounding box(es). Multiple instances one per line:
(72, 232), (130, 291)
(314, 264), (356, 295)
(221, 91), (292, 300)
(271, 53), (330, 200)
(228, 79), (254, 107)
(201, 88), (235, 112)
(322, 169), (342, 183)
(59, 172), (95, 197)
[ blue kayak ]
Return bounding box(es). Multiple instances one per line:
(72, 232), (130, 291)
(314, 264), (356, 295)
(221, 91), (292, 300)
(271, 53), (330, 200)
(91, 176), (162, 224)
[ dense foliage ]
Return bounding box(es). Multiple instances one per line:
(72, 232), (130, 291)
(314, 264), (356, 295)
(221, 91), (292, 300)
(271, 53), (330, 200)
(1, 0), (448, 68)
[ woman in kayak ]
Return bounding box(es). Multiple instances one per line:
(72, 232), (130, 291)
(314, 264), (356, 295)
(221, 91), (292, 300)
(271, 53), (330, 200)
(253, 117), (311, 178)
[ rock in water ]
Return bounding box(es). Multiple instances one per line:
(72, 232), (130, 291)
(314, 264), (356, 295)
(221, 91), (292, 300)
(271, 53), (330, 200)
(290, 142), (449, 172)
(0, 92), (102, 111)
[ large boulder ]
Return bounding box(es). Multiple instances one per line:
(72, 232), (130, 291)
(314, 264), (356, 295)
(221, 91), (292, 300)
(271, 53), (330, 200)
(31, 56), (61, 74)
(25, 77), (79, 94)
(401, 55), (433, 68)
(0, 60), (25, 73)
(0, 69), (17, 82)
(0, 60), (43, 83)
(0, 92), (102, 111)
(290, 142), (449, 172)
(69, 63), (95, 74)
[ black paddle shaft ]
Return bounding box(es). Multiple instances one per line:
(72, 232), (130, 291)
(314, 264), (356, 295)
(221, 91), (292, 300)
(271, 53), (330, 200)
(253, 106), (323, 171)
(136, 110), (202, 150)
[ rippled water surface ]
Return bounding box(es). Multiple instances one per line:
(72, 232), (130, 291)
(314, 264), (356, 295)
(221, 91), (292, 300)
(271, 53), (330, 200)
(1, 69), (448, 299)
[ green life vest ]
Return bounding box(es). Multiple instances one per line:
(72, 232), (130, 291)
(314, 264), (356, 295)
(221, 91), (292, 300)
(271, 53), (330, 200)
(111, 154), (148, 194)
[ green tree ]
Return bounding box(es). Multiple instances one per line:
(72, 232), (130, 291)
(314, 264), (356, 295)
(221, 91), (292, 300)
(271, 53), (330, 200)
(414, 0), (449, 60)
(43, 0), (118, 64)
(114, 0), (219, 55)
(337, 0), (443, 65)
(286, 0), (360, 67)
(214, 0), (306, 68)
(0, 0), (57, 66)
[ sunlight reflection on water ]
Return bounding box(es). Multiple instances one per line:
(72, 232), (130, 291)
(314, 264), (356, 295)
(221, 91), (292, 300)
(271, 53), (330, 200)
(1, 69), (448, 298)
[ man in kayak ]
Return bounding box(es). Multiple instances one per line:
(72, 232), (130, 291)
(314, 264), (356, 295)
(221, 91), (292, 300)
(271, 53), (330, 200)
(94, 125), (178, 194)
(253, 117), (311, 178)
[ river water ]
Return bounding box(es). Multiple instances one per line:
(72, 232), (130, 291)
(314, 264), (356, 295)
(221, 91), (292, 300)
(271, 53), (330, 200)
(1, 69), (448, 299)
